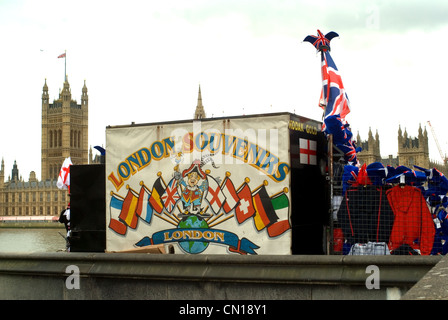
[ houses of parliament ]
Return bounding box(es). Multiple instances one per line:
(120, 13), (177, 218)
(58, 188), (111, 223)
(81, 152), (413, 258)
(0, 77), (444, 219)
(0, 76), (95, 218)
(356, 125), (447, 175)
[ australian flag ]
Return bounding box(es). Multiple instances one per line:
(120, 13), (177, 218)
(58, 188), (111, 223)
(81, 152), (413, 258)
(320, 50), (350, 122)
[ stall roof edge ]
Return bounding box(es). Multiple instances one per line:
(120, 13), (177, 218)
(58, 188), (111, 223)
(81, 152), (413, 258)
(105, 112), (322, 130)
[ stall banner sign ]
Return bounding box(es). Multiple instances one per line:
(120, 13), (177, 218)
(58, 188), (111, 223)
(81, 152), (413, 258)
(105, 115), (293, 254)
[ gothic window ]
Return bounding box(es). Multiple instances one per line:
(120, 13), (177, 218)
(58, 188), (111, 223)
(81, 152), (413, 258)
(70, 130), (73, 147)
(74, 130), (77, 148)
(58, 130), (62, 147)
(50, 131), (53, 148)
(54, 130), (57, 147)
(78, 131), (81, 148)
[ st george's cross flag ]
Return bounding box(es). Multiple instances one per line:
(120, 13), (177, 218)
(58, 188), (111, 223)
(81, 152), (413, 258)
(299, 138), (317, 165)
(206, 175), (226, 214)
(57, 157), (72, 191)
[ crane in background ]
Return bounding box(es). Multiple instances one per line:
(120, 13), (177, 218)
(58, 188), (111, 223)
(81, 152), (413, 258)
(427, 121), (448, 165)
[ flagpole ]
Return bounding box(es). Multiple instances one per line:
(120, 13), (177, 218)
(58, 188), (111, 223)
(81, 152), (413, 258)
(64, 50), (66, 82)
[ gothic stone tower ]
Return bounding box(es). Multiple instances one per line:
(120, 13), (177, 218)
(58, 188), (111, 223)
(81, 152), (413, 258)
(194, 85), (206, 119)
(41, 77), (88, 181)
(397, 124), (429, 169)
(356, 128), (382, 165)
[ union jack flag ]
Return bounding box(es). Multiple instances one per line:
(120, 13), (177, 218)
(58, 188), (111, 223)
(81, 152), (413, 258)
(339, 139), (358, 163)
(161, 178), (180, 213)
(320, 50), (350, 122)
(303, 29), (338, 52)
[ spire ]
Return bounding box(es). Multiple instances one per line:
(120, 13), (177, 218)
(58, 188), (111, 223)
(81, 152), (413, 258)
(194, 85), (206, 119)
(42, 79), (49, 104)
(11, 160), (19, 182)
(82, 79), (88, 106)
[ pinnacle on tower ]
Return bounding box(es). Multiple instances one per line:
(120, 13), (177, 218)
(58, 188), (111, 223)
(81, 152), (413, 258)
(194, 85), (206, 119)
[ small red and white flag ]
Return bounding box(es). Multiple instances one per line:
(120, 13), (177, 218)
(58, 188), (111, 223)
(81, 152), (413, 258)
(235, 183), (255, 223)
(221, 176), (239, 213)
(206, 175), (226, 214)
(58, 52), (66, 58)
(57, 157), (72, 191)
(299, 138), (317, 165)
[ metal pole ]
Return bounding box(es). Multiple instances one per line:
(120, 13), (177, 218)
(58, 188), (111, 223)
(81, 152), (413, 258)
(64, 50), (67, 82)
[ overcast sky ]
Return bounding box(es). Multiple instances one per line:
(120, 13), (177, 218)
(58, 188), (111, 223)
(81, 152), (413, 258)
(1, 0), (447, 180)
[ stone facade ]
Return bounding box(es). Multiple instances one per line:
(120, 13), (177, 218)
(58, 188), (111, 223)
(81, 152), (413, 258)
(41, 77), (89, 180)
(0, 77), (88, 217)
(0, 159), (68, 216)
(357, 124), (447, 175)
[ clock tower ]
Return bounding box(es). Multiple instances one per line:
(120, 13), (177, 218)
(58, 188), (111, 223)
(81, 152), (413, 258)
(41, 77), (89, 181)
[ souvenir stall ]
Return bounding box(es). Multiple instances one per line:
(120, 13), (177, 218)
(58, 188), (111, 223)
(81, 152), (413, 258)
(303, 29), (447, 256)
(332, 162), (448, 255)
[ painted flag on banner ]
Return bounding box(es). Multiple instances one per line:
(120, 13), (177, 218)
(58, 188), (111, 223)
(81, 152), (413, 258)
(271, 192), (289, 214)
(267, 192), (291, 237)
(161, 178), (180, 213)
(299, 138), (317, 165)
(206, 175), (226, 214)
(252, 185), (278, 232)
(57, 157), (72, 191)
(149, 177), (165, 213)
(108, 194), (127, 235)
(221, 176), (239, 213)
(320, 49), (350, 120)
(235, 183), (255, 223)
(119, 188), (140, 229)
(136, 185), (153, 224)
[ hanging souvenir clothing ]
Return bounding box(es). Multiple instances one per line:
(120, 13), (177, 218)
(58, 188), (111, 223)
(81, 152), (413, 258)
(337, 185), (394, 246)
(386, 185), (435, 255)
